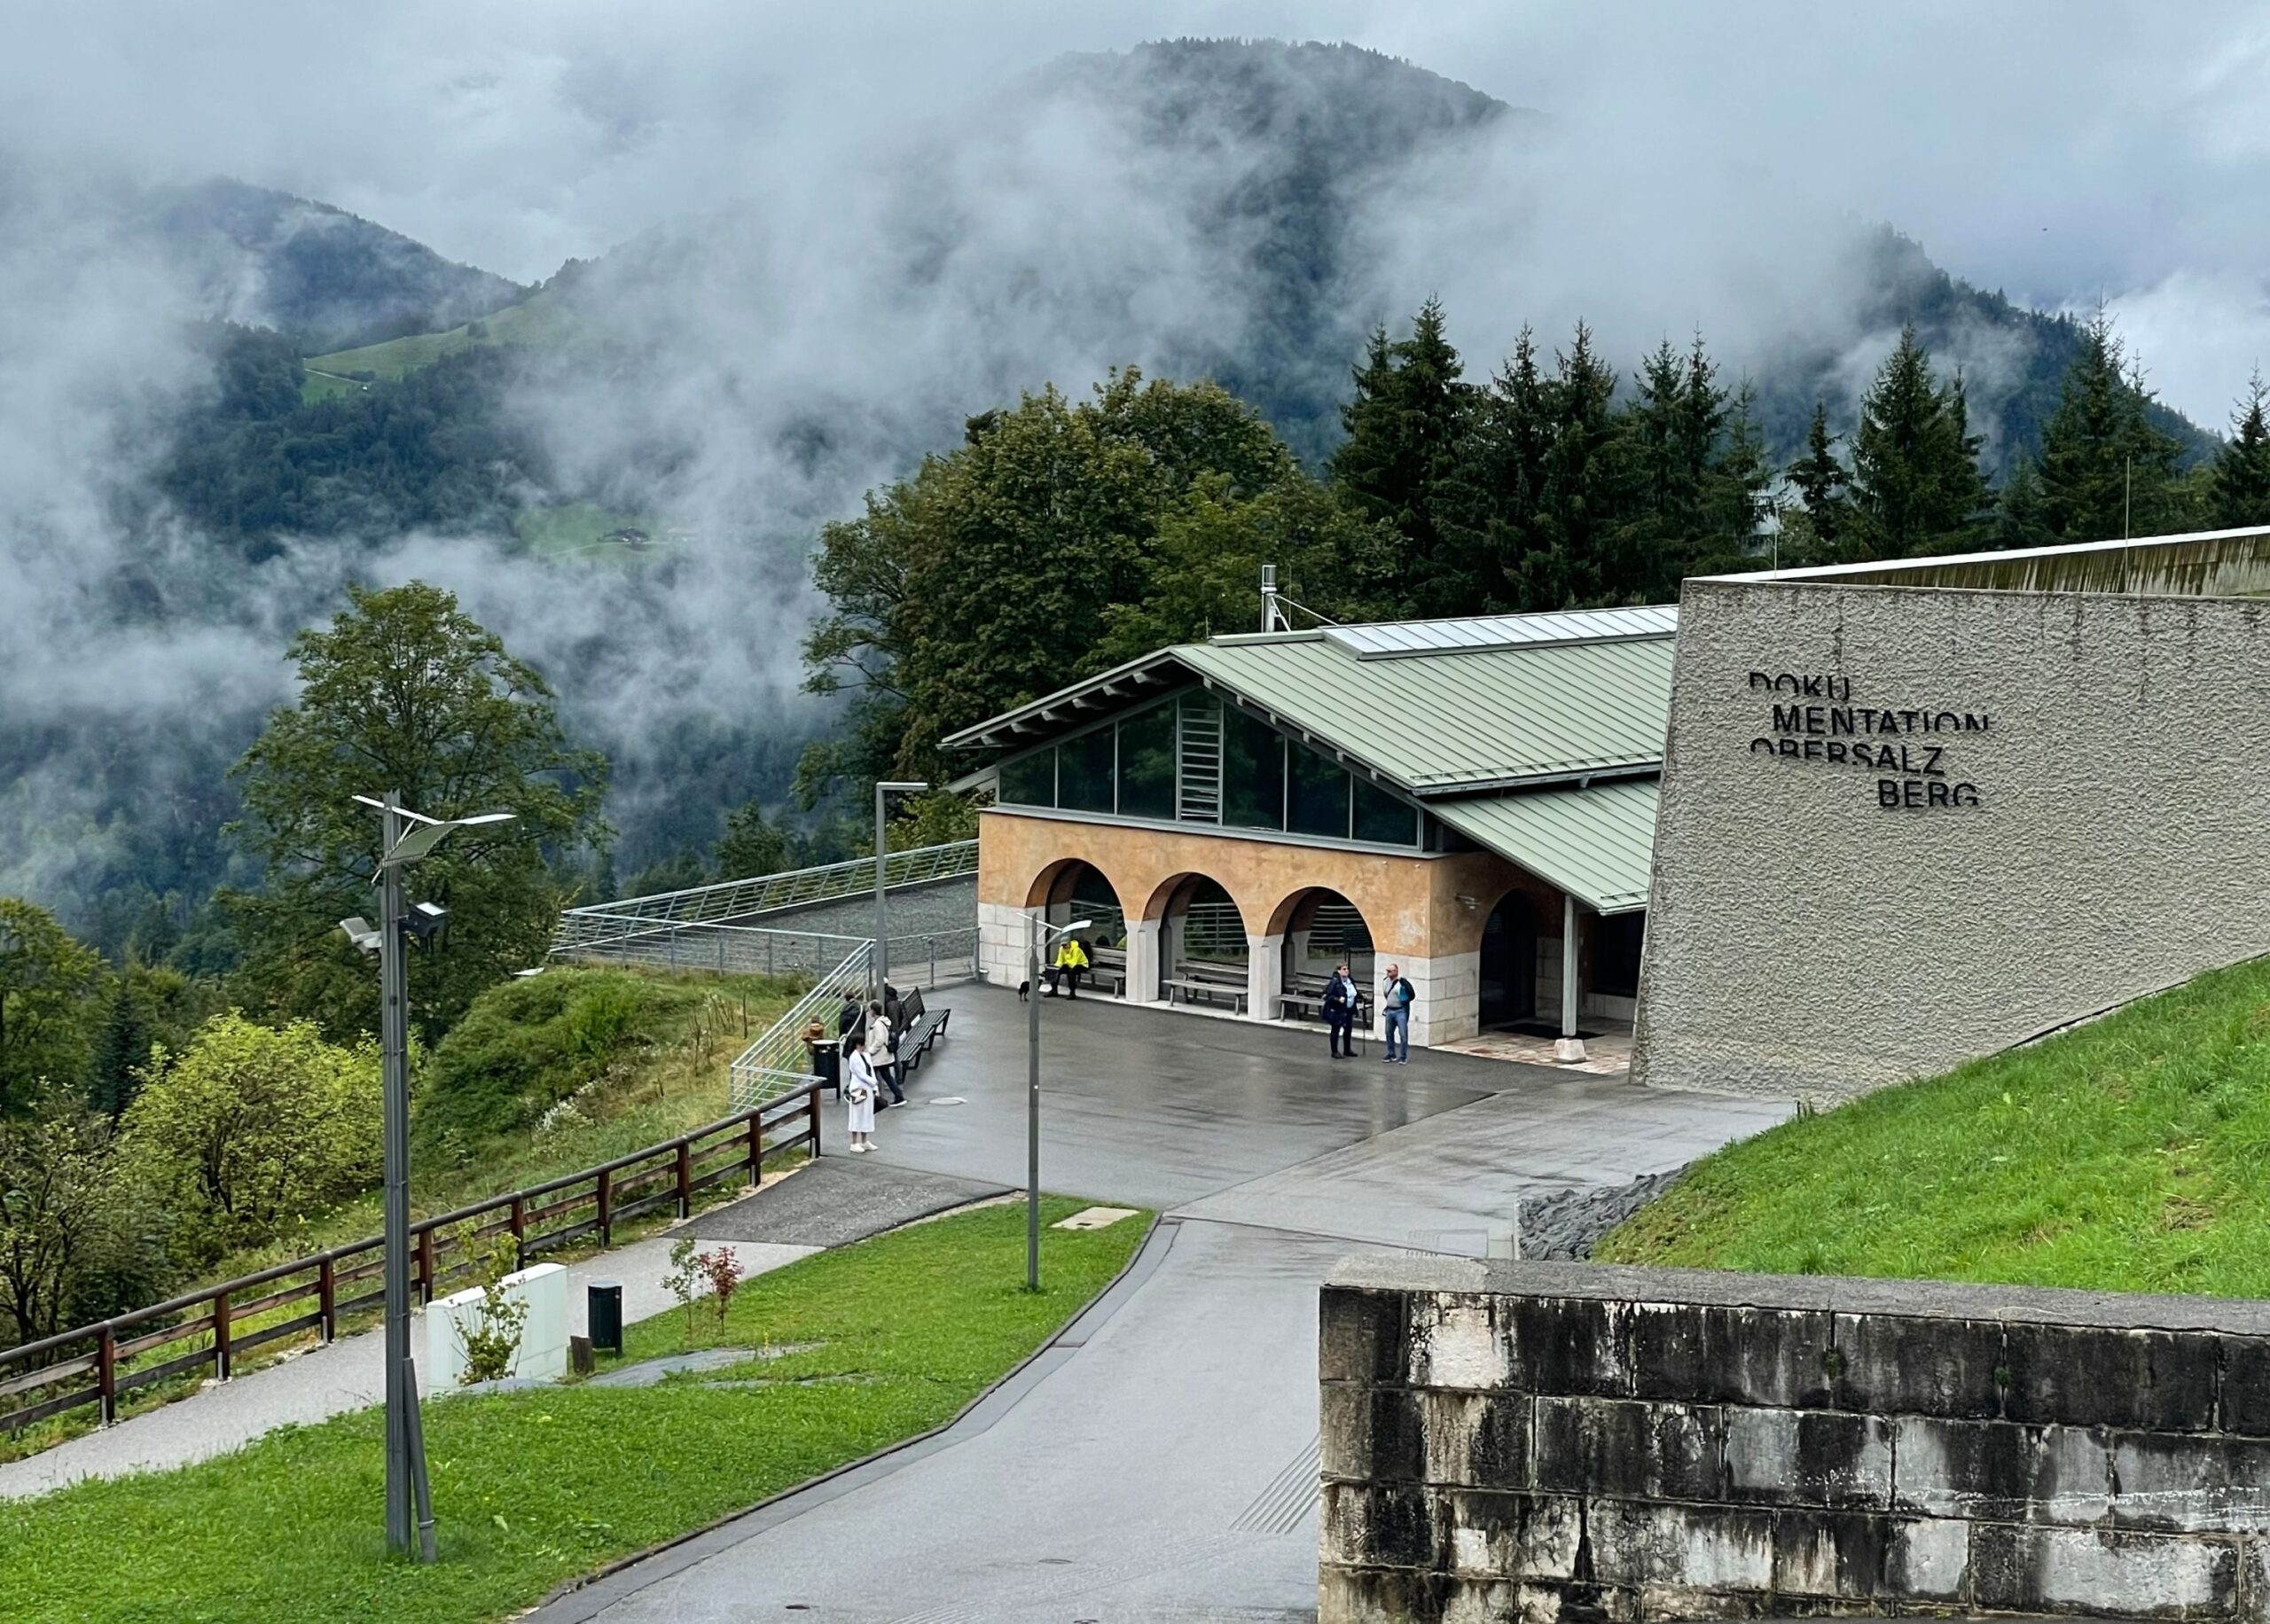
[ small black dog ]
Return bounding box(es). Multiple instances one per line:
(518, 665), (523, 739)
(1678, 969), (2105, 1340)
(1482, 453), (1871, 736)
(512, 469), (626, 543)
(1017, 979), (1030, 1002)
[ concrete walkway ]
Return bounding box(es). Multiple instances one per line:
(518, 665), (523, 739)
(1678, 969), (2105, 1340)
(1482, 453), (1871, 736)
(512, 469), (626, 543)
(529, 985), (1790, 1622)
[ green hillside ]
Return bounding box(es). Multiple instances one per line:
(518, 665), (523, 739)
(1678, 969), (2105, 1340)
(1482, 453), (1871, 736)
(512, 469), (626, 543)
(1600, 956), (2270, 1297)
(301, 283), (571, 401)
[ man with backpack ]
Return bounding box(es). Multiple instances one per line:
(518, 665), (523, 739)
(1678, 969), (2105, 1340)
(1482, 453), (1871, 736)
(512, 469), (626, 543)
(1380, 964), (1415, 1064)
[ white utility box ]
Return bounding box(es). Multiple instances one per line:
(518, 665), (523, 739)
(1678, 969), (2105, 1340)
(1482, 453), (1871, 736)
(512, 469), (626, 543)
(426, 1261), (569, 1387)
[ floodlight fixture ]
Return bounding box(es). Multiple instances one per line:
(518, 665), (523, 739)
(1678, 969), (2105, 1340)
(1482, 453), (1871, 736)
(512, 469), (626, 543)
(404, 901), (449, 943)
(340, 916), (383, 955)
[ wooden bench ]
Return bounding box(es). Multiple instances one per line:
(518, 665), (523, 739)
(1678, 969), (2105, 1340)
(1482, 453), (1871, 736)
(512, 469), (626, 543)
(1084, 947), (1128, 996)
(1277, 989), (1373, 1025)
(1163, 975), (1247, 1014)
(897, 1007), (951, 1075)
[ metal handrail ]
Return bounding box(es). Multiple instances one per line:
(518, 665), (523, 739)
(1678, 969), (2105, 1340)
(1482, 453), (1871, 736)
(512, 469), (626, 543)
(730, 940), (875, 1111)
(553, 839), (978, 951)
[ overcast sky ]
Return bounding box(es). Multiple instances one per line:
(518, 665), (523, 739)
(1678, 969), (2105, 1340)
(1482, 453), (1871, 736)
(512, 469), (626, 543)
(9, 1), (2268, 420)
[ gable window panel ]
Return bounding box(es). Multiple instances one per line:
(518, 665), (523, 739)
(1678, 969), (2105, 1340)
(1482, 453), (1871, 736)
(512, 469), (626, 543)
(1353, 776), (1418, 846)
(1116, 701), (1177, 821)
(1220, 707), (1284, 832)
(1286, 738), (1352, 839)
(1058, 725), (1115, 814)
(999, 747), (1056, 808)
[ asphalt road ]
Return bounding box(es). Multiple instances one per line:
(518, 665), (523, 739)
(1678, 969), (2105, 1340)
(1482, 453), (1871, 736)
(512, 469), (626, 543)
(532, 987), (1789, 1622)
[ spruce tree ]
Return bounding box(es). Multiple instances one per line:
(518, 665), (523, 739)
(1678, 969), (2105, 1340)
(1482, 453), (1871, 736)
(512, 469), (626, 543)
(2038, 308), (2185, 541)
(1327, 299), (1480, 617)
(2208, 371), (2270, 529)
(1849, 327), (1989, 558)
(1702, 380), (1773, 575)
(1786, 402), (1853, 563)
(1466, 325), (1553, 611)
(1993, 456), (2053, 551)
(1522, 323), (1622, 607)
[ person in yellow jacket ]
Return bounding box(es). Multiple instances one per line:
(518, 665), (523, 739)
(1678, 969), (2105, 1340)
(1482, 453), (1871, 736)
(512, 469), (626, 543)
(1047, 934), (1091, 999)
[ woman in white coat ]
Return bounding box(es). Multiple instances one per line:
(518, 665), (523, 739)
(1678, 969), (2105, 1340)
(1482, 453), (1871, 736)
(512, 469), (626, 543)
(843, 1030), (879, 1152)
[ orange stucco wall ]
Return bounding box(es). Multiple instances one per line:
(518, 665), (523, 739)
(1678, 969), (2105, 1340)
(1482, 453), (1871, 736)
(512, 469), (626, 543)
(977, 808), (1550, 964)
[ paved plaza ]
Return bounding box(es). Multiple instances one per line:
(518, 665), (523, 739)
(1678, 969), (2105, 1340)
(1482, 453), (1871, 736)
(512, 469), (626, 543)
(533, 986), (1790, 1621)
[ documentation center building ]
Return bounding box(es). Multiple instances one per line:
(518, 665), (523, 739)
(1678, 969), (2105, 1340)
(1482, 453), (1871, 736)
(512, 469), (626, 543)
(946, 607), (1674, 1052)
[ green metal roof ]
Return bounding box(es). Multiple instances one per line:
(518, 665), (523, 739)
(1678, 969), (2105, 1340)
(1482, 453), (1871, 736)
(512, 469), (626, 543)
(1174, 634), (1673, 792)
(1428, 779), (1659, 914)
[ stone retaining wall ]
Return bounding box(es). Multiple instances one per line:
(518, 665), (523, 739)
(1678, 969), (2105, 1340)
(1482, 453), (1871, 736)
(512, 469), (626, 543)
(1319, 1255), (2270, 1620)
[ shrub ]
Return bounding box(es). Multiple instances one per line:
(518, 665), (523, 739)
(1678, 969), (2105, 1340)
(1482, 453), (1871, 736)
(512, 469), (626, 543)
(414, 970), (693, 1157)
(122, 1012), (380, 1267)
(450, 1222), (528, 1386)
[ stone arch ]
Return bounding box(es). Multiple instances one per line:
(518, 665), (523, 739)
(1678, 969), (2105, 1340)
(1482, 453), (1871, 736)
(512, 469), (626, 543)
(1022, 855), (1131, 945)
(1264, 886), (1382, 1025)
(1143, 871), (1253, 1004)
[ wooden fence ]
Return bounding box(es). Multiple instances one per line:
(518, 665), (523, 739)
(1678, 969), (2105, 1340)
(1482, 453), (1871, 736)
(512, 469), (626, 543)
(0, 1085), (821, 1433)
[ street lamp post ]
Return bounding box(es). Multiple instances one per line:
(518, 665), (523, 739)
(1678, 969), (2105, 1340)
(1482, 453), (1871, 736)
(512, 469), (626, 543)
(341, 792), (513, 1563)
(873, 781), (928, 999)
(1025, 912), (1092, 1292)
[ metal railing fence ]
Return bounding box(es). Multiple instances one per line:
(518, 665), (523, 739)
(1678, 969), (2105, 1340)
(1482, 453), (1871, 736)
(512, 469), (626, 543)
(553, 839), (979, 953)
(730, 940), (874, 1112)
(1, 1087), (822, 1435)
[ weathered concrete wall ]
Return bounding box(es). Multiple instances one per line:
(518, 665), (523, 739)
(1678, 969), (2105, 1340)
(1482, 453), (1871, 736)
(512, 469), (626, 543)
(1633, 579), (2270, 1100)
(1319, 1255), (2270, 1621)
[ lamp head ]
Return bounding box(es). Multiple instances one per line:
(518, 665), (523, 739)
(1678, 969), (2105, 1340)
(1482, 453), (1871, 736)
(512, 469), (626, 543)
(339, 916), (383, 956)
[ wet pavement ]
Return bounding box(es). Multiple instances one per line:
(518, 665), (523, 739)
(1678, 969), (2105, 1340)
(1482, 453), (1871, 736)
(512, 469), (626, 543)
(534, 987), (1791, 1622)
(692, 1157), (1008, 1249)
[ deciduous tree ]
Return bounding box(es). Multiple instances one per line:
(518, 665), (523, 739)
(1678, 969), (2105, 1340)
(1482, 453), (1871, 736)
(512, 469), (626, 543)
(224, 582), (609, 1040)
(124, 1012), (380, 1265)
(0, 900), (104, 1114)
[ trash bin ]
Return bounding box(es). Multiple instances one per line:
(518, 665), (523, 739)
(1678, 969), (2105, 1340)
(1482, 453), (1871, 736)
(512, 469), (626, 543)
(809, 1036), (842, 1097)
(588, 1280), (623, 1355)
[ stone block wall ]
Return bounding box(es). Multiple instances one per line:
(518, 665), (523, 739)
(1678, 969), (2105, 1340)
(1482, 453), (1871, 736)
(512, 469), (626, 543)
(1319, 1255), (2270, 1620)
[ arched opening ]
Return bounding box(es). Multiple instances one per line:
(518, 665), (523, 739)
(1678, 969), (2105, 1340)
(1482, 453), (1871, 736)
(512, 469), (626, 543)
(1154, 874), (1249, 1009)
(1479, 889), (1539, 1029)
(1024, 858), (1130, 997)
(1269, 887), (1378, 1025)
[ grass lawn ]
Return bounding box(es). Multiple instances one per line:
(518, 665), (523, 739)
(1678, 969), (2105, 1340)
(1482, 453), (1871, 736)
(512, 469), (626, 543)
(1601, 956), (2270, 1296)
(0, 1197), (1149, 1624)
(299, 287), (570, 400)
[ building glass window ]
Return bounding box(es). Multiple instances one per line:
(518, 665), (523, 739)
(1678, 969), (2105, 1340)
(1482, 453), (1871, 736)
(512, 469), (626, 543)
(1352, 776), (1417, 846)
(1116, 701), (1177, 820)
(998, 748), (1055, 808)
(1286, 738), (1351, 839)
(1594, 912), (1646, 997)
(1220, 707), (1284, 832)
(1058, 726), (1115, 814)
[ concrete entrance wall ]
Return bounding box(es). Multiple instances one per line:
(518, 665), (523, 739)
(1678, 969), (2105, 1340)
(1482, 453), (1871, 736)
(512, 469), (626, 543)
(975, 808), (1562, 1046)
(1320, 1253), (2270, 1621)
(1636, 575), (2270, 1101)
